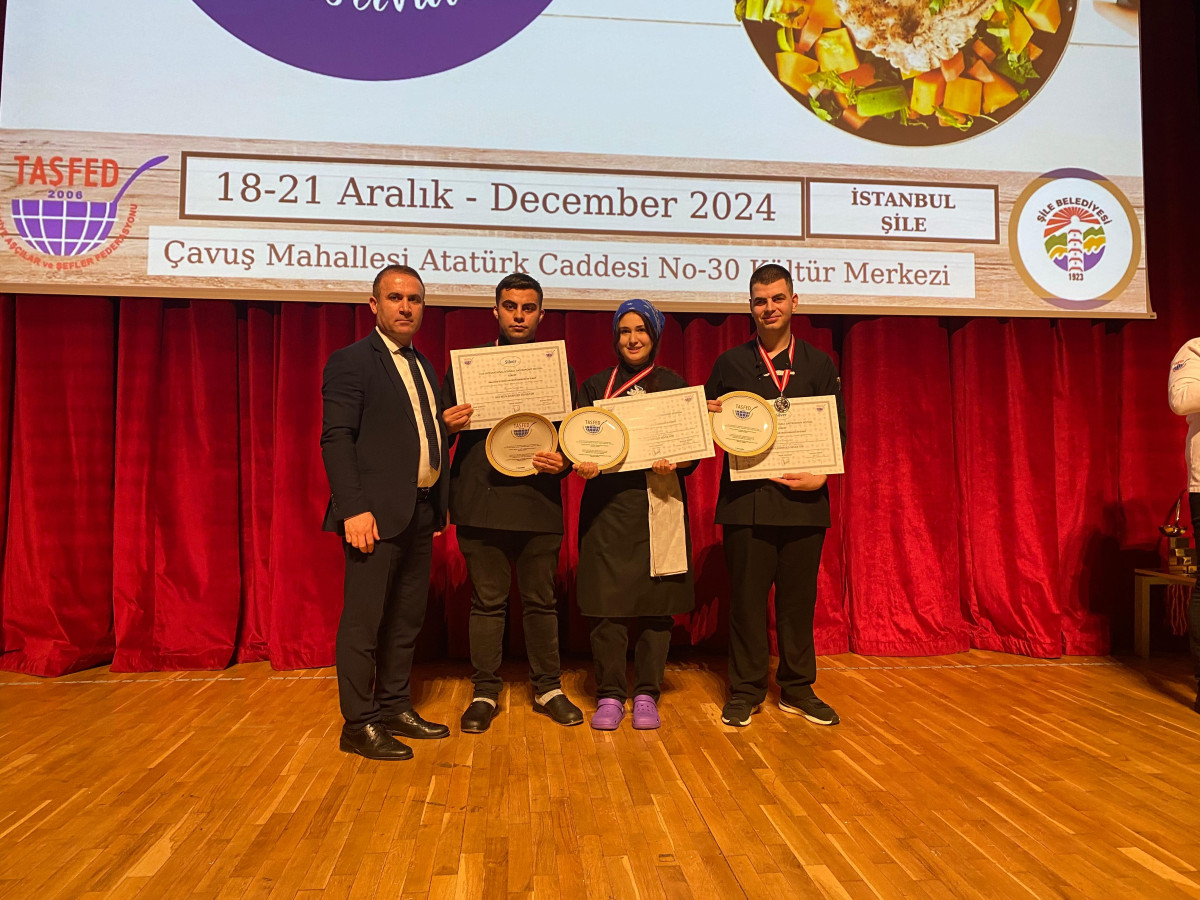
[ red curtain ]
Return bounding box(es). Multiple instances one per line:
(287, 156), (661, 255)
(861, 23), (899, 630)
(0, 5), (1196, 676)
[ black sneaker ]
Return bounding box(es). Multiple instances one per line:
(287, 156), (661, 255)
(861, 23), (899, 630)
(779, 694), (840, 726)
(720, 698), (761, 727)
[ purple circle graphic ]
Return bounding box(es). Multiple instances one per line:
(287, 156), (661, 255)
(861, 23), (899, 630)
(193, 0), (553, 81)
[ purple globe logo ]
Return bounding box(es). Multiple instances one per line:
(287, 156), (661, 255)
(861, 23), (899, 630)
(12, 156), (167, 257)
(192, 0), (553, 81)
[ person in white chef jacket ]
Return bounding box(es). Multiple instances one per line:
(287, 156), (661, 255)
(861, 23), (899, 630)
(1168, 338), (1200, 712)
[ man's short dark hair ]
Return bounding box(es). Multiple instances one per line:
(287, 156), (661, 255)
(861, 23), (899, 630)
(749, 263), (792, 295)
(372, 264), (425, 298)
(495, 272), (543, 306)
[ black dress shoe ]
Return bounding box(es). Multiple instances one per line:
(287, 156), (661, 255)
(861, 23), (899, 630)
(460, 699), (499, 734)
(379, 709), (450, 740)
(533, 693), (583, 726)
(340, 723), (413, 761)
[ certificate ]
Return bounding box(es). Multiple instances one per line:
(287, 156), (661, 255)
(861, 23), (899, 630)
(485, 413), (559, 477)
(450, 340), (572, 430)
(730, 395), (843, 481)
(596, 385), (715, 472)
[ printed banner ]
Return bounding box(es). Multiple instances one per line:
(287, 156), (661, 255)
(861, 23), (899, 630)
(0, 0), (1147, 317)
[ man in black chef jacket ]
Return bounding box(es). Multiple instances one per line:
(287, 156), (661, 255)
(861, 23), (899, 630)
(441, 273), (583, 732)
(704, 264), (847, 728)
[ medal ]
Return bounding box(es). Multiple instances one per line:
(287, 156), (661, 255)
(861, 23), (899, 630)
(757, 335), (795, 411)
(603, 365), (655, 399)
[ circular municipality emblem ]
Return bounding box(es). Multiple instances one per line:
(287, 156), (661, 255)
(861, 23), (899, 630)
(1009, 168), (1141, 310)
(192, 0), (552, 81)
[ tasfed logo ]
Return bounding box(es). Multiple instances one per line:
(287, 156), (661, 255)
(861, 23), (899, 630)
(192, 0), (553, 81)
(3, 154), (168, 267)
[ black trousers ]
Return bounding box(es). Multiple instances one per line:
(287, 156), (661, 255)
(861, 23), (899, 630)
(335, 499), (435, 727)
(589, 616), (674, 702)
(722, 523), (826, 705)
(1188, 494), (1200, 681)
(457, 526), (563, 698)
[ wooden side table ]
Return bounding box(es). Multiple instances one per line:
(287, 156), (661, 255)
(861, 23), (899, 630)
(1133, 568), (1196, 658)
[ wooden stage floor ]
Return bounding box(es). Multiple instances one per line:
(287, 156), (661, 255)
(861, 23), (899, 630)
(1, 651), (1199, 900)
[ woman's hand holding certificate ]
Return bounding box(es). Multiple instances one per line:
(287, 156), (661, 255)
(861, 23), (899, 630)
(594, 385), (715, 472)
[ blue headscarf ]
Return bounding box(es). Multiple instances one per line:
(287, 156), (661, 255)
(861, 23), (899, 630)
(612, 298), (665, 343)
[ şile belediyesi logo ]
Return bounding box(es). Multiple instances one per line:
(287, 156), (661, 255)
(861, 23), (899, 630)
(1009, 168), (1141, 310)
(2, 154), (168, 269)
(192, 0), (553, 81)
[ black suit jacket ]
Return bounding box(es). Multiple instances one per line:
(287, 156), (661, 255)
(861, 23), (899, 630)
(320, 330), (449, 539)
(440, 343), (577, 534)
(704, 337), (846, 527)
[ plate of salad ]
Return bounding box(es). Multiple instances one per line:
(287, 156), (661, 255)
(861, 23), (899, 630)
(735, 0), (1076, 144)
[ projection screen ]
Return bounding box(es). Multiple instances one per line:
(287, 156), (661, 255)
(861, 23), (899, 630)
(0, 0), (1147, 316)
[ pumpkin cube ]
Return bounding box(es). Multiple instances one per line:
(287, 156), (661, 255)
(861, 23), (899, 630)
(843, 62), (878, 88)
(796, 15), (823, 51)
(972, 39), (996, 63)
(810, 0), (842, 28)
(841, 106), (870, 129)
(943, 76), (982, 117)
(982, 73), (1021, 113)
(910, 70), (947, 116)
(815, 28), (859, 73)
(1025, 0), (1060, 32)
(940, 50), (965, 82)
(967, 58), (994, 82)
(1009, 9), (1034, 53)
(776, 51), (820, 94)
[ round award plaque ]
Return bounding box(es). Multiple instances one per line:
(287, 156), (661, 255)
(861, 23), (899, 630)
(558, 407), (630, 469)
(485, 412), (559, 477)
(710, 391), (778, 456)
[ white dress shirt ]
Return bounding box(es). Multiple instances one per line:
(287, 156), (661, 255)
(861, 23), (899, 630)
(376, 327), (442, 489)
(1170, 338), (1200, 491)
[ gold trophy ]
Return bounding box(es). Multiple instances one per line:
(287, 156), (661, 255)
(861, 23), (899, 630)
(1161, 492), (1198, 576)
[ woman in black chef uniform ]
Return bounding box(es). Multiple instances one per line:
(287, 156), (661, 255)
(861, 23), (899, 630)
(574, 299), (697, 730)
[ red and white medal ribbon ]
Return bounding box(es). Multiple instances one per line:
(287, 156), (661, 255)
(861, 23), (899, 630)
(757, 336), (794, 413)
(603, 365), (655, 399)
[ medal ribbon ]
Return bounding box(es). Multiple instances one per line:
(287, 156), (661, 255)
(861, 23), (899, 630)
(604, 364), (656, 399)
(757, 336), (794, 398)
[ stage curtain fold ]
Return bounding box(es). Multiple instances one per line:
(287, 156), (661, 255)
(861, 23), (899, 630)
(952, 318), (1063, 657)
(0, 296), (116, 676)
(264, 303), (358, 670)
(111, 299), (243, 671)
(843, 316), (965, 656)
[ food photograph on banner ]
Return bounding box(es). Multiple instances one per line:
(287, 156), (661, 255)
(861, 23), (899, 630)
(0, 0), (1144, 317)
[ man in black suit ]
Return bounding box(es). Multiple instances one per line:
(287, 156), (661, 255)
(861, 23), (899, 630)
(321, 265), (451, 760)
(440, 273), (583, 732)
(705, 264), (847, 729)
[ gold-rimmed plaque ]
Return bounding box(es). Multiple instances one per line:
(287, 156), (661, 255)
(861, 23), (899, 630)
(558, 407), (630, 470)
(485, 412), (559, 477)
(710, 391), (777, 457)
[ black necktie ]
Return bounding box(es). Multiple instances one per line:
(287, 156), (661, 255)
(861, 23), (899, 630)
(399, 346), (440, 471)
